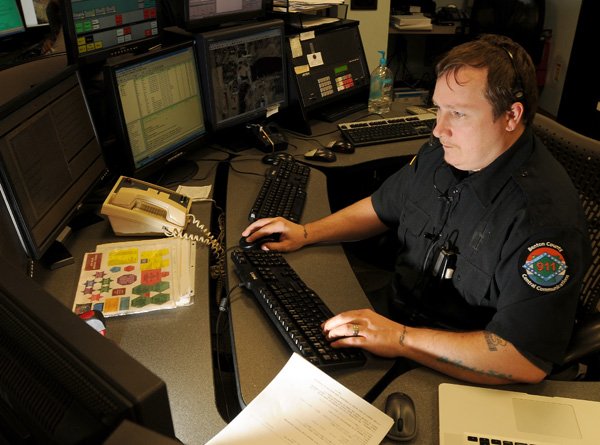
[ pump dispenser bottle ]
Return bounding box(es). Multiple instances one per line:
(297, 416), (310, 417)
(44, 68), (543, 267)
(368, 50), (393, 114)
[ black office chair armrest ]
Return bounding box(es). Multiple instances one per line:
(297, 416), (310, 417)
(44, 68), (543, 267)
(563, 312), (600, 365)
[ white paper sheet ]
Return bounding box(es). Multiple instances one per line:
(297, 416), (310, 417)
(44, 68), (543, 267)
(207, 353), (393, 444)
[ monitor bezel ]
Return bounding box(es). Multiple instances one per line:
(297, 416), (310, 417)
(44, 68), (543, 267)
(0, 66), (108, 262)
(103, 40), (209, 180)
(61, 0), (163, 66)
(196, 18), (289, 133)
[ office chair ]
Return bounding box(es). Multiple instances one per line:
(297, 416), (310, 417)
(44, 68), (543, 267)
(532, 113), (600, 380)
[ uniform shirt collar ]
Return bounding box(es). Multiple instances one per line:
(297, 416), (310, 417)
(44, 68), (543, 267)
(457, 127), (535, 206)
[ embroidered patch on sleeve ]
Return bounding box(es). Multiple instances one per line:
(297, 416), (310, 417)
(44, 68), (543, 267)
(521, 242), (569, 292)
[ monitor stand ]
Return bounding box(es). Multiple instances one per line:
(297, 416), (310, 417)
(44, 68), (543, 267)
(214, 124), (288, 153)
(40, 239), (75, 270)
(315, 99), (368, 123)
(151, 158), (200, 186)
(39, 211), (104, 270)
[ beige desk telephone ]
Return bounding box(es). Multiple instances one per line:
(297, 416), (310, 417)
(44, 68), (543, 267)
(101, 176), (192, 236)
(101, 176), (225, 286)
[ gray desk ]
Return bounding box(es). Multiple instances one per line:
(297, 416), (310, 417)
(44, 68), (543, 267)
(225, 156), (396, 407)
(373, 367), (600, 444)
(36, 152), (227, 445)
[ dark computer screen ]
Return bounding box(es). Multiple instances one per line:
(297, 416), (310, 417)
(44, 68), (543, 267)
(0, 253), (176, 444)
(61, 0), (161, 65)
(196, 18), (288, 132)
(103, 41), (208, 179)
(0, 0), (25, 38)
(0, 66), (107, 266)
(287, 21), (370, 115)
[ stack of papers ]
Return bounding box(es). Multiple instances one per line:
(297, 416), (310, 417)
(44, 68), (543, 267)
(274, 0), (344, 13)
(72, 237), (196, 317)
(391, 13), (433, 31)
(207, 353), (393, 444)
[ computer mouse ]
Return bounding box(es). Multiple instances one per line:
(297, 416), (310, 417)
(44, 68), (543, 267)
(328, 140), (355, 154)
(303, 148), (337, 162)
(239, 233), (281, 250)
(384, 392), (417, 441)
(262, 152), (294, 164)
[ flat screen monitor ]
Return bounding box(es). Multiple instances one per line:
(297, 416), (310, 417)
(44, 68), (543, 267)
(287, 21), (370, 117)
(103, 41), (208, 180)
(61, 0), (161, 65)
(182, 0), (266, 31)
(0, 66), (107, 267)
(0, 253), (176, 444)
(0, 0), (26, 38)
(19, 0), (50, 28)
(196, 19), (288, 133)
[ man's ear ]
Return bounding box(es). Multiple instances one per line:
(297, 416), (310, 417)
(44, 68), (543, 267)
(506, 102), (525, 131)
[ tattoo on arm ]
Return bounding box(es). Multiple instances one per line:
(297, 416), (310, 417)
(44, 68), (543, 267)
(484, 331), (507, 352)
(398, 325), (407, 346)
(437, 357), (514, 381)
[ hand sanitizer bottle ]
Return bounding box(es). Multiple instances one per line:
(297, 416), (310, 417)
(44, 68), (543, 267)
(368, 50), (393, 114)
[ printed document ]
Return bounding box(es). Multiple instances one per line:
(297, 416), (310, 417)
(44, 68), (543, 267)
(207, 353), (393, 444)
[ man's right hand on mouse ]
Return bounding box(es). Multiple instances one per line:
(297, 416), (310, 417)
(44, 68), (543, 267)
(241, 217), (308, 252)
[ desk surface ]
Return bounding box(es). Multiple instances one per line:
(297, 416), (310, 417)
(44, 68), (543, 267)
(33, 106), (429, 443)
(37, 150), (228, 445)
(225, 156), (395, 407)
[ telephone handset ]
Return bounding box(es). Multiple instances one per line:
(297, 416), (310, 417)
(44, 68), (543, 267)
(101, 176), (192, 236)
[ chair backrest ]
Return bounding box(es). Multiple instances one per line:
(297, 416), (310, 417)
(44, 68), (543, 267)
(532, 113), (600, 317)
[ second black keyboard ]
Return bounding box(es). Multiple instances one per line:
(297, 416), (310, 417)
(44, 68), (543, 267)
(231, 249), (367, 371)
(248, 158), (310, 223)
(338, 113), (436, 147)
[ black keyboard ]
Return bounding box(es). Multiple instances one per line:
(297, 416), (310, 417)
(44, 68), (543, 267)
(249, 159), (310, 223)
(231, 249), (367, 370)
(338, 113), (436, 147)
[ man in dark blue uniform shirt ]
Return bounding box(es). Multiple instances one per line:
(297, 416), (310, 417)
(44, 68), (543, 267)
(241, 34), (592, 384)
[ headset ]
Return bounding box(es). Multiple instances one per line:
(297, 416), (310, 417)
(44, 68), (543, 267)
(498, 45), (525, 103)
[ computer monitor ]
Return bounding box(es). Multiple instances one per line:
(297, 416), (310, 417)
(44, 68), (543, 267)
(103, 40), (208, 180)
(0, 65), (107, 268)
(180, 0), (266, 31)
(196, 19), (288, 137)
(61, 0), (161, 65)
(0, 253), (176, 444)
(0, 0), (26, 38)
(284, 21), (370, 133)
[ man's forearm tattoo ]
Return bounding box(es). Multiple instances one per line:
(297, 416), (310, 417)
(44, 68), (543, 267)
(437, 357), (514, 380)
(398, 325), (407, 346)
(484, 331), (507, 352)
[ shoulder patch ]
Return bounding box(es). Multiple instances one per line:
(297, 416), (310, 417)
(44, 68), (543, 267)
(521, 242), (569, 292)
